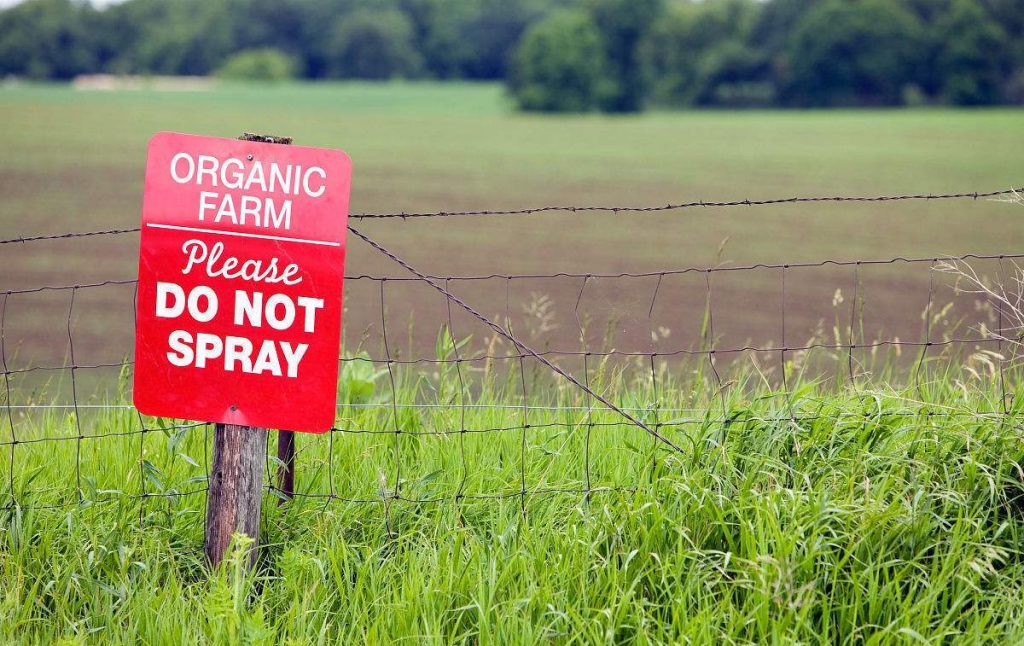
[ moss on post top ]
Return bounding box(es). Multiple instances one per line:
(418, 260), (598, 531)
(239, 133), (293, 145)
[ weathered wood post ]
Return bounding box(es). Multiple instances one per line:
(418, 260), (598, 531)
(205, 423), (268, 567)
(203, 133), (296, 568)
(277, 429), (296, 501)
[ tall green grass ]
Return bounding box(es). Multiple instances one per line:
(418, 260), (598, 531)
(0, 344), (1022, 643)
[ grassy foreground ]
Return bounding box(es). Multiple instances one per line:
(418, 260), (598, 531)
(1, 354), (1023, 644)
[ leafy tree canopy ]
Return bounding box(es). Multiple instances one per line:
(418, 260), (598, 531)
(0, 0), (1020, 111)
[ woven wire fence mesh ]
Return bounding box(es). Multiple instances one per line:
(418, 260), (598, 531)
(1, 188), (1022, 518)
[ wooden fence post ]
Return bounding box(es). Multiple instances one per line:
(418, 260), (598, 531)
(205, 423), (268, 567)
(277, 429), (296, 501)
(203, 132), (296, 568)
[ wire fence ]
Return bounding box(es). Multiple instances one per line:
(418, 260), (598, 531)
(1, 188), (1022, 517)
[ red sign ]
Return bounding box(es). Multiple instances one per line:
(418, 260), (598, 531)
(133, 132), (351, 433)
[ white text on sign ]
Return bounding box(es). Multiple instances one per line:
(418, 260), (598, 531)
(154, 278), (325, 378)
(169, 153), (328, 231)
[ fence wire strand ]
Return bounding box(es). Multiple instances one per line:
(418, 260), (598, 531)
(2, 186), (1021, 245)
(1, 188), (1022, 513)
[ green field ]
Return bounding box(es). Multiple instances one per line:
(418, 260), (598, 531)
(1, 82), (1022, 370)
(2, 82), (1024, 643)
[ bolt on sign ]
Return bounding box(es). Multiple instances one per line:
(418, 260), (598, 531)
(134, 132), (352, 433)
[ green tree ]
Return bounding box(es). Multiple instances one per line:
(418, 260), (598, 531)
(986, 0), (1024, 103)
(396, 0), (469, 78)
(643, 0), (768, 107)
(457, 0), (565, 79)
(748, 0), (810, 88)
(584, 0), (663, 112)
(0, 0), (98, 79)
(326, 8), (423, 79)
(0, 0), (1018, 106)
(216, 48), (298, 81)
(783, 0), (925, 106)
(507, 8), (609, 112)
(933, 0), (1007, 105)
(224, 0), (311, 74)
(113, 0), (234, 76)
(396, 0), (565, 80)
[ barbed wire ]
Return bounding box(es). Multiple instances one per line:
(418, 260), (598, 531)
(0, 227), (142, 246)
(1, 186), (1020, 247)
(347, 187), (1024, 220)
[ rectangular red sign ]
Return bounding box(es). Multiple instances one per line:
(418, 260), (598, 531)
(133, 132), (351, 433)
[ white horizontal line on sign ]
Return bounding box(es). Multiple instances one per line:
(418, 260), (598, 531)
(146, 223), (340, 247)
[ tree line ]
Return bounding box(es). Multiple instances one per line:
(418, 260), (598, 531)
(1, 0), (1021, 111)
